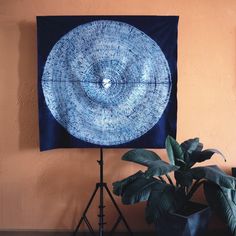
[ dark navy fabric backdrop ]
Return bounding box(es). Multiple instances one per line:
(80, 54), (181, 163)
(37, 16), (178, 151)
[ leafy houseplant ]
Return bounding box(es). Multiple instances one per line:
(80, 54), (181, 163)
(112, 136), (236, 235)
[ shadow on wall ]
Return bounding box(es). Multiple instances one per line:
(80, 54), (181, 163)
(35, 148), (125, 231)
(36, 149), (97, 230)
(18, 21), (38, 150)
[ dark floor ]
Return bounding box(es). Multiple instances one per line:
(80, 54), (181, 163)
(0, 230), (231, 236)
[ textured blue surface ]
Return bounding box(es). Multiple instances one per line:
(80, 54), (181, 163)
(41, 20), (171, 146)
(37, 16), (178, 150)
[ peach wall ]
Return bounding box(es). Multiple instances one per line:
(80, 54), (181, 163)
(0, 0), (236, 232)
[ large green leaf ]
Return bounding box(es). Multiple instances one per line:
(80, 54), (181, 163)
(122, 149), (161, 167)
(145, 183), (185, 224)
(121, 149), (177, 185)
(189, 165), (236, 189)
(121, 176), (159, 205)
(165, 136), (184, 166)
(112, 171), (144, 196)
(180, 138), (203, 154)
(145, 160), (179, 178)
(190, 149), (226, 166)
(204, 182), (236, 235)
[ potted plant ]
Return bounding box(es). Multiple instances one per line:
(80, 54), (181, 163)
(112, 136), (236, 236)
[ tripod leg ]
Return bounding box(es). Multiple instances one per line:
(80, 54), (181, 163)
(84, 216), (96, 235)
(73, 184), (99, 236)
(99, 183), (105, 236)
(104, 184), (133, 236)
(109, 216), (121, 236)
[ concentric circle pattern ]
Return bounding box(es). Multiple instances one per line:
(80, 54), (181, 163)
(42, 20), (172, 146)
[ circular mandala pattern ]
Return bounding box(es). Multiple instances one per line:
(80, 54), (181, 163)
(42, 20), (172, 146)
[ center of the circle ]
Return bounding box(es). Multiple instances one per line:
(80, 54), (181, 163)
(102, 78), (112, 89)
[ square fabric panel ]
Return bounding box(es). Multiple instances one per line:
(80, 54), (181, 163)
(37, 16), (178, 151)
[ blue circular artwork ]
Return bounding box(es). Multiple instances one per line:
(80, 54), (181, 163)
(42, 20), (172, 146)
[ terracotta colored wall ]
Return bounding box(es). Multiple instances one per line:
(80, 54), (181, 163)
(0, 0), (236, 232)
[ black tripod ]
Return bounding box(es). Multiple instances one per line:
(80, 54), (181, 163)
(73, 148), (133, 236)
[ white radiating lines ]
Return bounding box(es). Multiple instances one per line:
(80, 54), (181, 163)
(42, 20), (172, 145)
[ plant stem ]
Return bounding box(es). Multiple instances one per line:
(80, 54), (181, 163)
(166, 174), (174, 186)
(158, 176), (166, 183)
(187, 179), (205, 200)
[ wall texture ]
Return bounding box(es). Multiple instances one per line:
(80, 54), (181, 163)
(0, 0), (236, 232)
